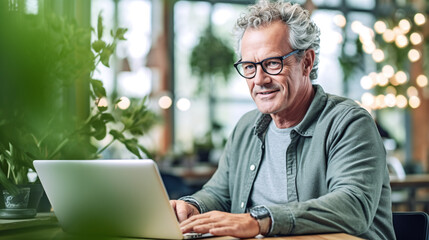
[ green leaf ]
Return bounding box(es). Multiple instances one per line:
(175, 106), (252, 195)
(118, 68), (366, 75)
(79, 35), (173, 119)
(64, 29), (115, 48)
(90, 79), (106, 98)
(110, 130), (125, 142)
(91, 119), (106, 140)
(91, 40), (106, 53)
(101, 113), (115, 123)
(138, 144), (152, 159)
(97, 106), (108, 112)
(122, 138), (141, 158)
(100, 48), (112, 67)
(115, 28), (128, 40)
(97, 12), (103, 40)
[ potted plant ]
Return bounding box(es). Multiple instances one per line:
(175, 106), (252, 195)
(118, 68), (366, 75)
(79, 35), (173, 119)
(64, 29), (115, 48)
(189, 27), (234, 159)
(0, 3), (158, 218)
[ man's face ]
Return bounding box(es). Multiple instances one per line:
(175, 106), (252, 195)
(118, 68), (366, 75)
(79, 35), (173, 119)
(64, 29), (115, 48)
(240, 21), (313, 117)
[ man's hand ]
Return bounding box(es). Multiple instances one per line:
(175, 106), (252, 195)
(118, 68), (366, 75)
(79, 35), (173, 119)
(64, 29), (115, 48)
(179, 211), (260, 238)
(170, 200), (200, 223)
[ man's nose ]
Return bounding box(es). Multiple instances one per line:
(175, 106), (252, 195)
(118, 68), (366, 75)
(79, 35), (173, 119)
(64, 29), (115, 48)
(253, 65), (271, 86)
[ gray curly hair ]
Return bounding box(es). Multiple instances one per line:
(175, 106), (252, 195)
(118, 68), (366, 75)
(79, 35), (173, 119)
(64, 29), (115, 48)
(234, 0), (321, 81)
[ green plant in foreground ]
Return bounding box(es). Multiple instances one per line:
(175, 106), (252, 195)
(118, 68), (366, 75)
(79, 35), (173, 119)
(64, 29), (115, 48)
(0, 8), (158, 193)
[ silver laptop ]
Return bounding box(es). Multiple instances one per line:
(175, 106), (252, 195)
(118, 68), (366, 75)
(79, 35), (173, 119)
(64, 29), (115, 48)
(34, 159), (208, 239)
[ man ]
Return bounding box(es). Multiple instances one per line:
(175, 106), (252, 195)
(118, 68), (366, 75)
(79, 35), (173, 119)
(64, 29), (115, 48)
(171, 1), (396, 239)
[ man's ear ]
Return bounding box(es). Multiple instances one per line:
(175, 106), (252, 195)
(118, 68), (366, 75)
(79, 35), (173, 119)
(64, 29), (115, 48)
(302, 49), (315, 77)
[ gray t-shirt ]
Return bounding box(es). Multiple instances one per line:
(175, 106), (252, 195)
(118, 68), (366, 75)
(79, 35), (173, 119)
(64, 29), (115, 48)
(250, 121), (292, 206)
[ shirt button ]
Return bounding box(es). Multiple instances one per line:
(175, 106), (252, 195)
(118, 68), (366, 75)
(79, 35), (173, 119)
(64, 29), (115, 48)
(241, 202), (245, 208)
(250, 165), (256, 171)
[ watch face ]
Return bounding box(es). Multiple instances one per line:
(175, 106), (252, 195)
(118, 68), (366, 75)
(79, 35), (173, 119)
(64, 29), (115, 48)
(250, 206), (270, 219)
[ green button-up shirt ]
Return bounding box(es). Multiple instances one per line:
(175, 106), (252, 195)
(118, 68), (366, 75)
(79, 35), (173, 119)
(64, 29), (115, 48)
(182, 85), (396, 240)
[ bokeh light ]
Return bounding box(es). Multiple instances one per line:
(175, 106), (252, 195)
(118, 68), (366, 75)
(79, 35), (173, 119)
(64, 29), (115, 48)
(377, 73), (389, 86)
(374, 21), (387, 34)
(351, 21), (363, 33)
(396, 95), (407, 108)
(395, 71), (408, 84)
(176, 97), (191, 111)
(408, 49), (421, 62)
(117, 96), (131, 110)
(386, 86), (397, 95)
(382, 65), (395, 78)
(382, 29), (395, 43)
(416, 74), (428, 87)
(360, 76), (373, 90)
(333, 14), (346, 28)
(384, 93), (396, 107)
(398, 19), (411, 34)
(372, 49), (385, 62)
(361, 92), (374, 107)
(410, 32), (423, 45)
(158, 95), (172, 109)
(414, 13), (426, 26)
(409, 96), (421, 108)
(407, 86), (418, 97)
(395, 35), (408, 48)
(97, 97), (108, 108)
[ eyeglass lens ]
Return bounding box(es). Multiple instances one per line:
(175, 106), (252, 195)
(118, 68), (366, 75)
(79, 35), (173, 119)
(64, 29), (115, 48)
(236, 58), (283, 78)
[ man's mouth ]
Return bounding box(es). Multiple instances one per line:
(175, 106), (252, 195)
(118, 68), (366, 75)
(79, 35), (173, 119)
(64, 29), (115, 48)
(257, 90), (279, 95)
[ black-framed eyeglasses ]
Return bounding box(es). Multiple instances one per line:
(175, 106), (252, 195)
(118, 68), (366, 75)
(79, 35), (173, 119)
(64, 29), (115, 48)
(233, 49), (301, 79)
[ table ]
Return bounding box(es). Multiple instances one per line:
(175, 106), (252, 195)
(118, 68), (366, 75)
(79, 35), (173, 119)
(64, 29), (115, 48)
(390, 174), (429, 211)
(0, 214), (362, 240)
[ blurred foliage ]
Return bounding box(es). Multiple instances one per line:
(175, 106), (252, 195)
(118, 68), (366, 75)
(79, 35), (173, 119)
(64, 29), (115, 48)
(190, 27), (235, 94)
(0, 3), (158, 193)
(338, 36), (365, 95)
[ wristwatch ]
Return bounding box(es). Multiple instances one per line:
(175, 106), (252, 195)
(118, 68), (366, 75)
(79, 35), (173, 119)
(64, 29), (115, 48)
(249, 206), (271, 235)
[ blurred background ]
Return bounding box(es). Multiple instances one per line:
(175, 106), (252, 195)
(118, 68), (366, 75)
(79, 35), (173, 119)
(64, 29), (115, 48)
(1, 0), (429, 210)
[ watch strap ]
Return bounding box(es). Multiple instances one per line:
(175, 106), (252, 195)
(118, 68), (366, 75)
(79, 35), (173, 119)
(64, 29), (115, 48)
(257, 216), (271, 235)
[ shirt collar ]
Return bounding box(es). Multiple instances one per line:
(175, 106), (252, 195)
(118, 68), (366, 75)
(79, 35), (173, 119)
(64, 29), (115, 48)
(253, 84), (327, 138)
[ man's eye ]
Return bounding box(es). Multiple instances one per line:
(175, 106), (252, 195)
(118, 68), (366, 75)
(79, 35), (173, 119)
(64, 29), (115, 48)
(265, 60), (281, 69)
(243, 64), (255, 71)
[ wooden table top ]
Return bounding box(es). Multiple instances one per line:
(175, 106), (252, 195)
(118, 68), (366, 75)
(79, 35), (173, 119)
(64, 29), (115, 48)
(390, 174), (429, 188)
(0, 214), (363, 240)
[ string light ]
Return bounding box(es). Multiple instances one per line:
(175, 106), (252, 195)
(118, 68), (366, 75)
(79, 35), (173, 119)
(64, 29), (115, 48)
(333, 14), (346, 28)
(358, 14), (428, 110)
(408, 49), (421, 62)
(362, 41), (376, 54)
(385, 93), (396, 107)
(97, 97), (108, 108)
(395, 71), (408, 84)
(351, 21), (364, 33)
(360, 76), (373, 90)
(372, 49), (385, 62)
(117, 96), (131, 110)
(386, 86), (397, 95)
(361, 92), (375, 107)
(414, 13), (426, 26)
(398, 19), (411, 34)
(158, 95), (172, 109)
(377, 73), (389, 86)
(382, 65), (395, 78)
(409, 96), (421, 108)
(176, 98), (191, 111)
(395, 34), (408, 48)
(410, 32), (423, 45)
(396, 95), (408, 108)
(375, 95), (386, 109)
(407, 86), (418, 97)
(416, 75), (428, 87)
(374, 21), (387, 34)
(382, 29), (395, 43)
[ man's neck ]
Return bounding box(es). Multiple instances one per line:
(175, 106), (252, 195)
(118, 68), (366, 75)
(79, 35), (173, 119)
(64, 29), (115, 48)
(270, 86), (315, 129)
